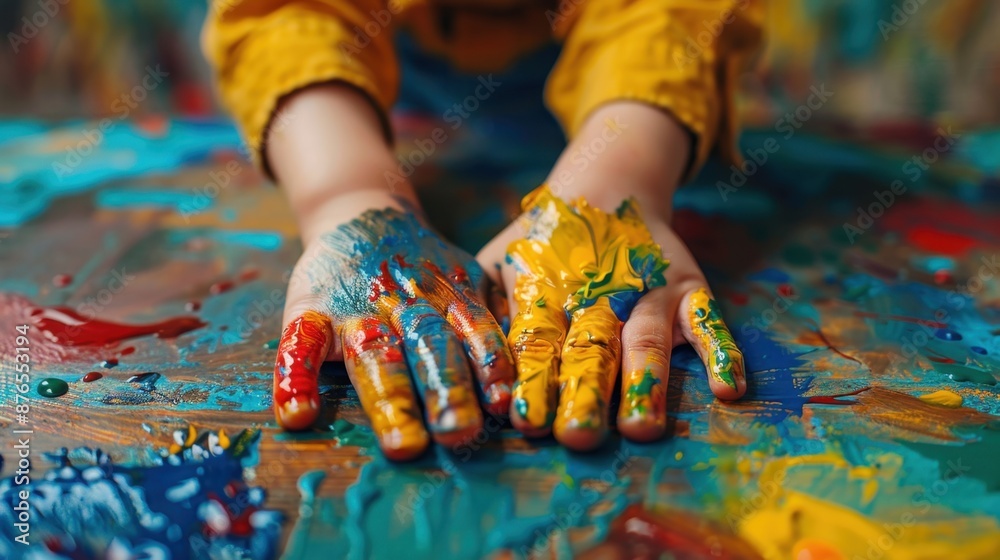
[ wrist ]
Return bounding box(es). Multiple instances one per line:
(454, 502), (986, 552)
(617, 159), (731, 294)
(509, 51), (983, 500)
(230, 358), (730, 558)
(295, 185), (420, 247)
(545, 102), (691, 222)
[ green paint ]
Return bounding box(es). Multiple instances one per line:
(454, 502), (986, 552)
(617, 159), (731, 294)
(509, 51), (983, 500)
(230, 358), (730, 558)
(900, 422), (1000, 492)
(782, 244), (816, 266)
(332, 418), (377, 448)
(534, 296), (546, 308)
(228, 428), (261, 457)
(933, 362), (997, 386)
(696, 297), (740, 389)
(263, 338), (280, 350)
(37, 378), (69, 398)
(625, 368), (660, 407)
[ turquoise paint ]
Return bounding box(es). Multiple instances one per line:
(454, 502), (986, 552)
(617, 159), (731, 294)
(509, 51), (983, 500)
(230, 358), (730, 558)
(96, 188), (214, 212)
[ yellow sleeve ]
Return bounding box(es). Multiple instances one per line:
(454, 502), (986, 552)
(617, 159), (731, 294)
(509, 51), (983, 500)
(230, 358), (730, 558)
(201, 0), (399, 166)
(546, 0), (763, 180)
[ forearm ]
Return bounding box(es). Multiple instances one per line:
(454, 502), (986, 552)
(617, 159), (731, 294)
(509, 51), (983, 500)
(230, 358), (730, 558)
(546, 102), (692, 222)
(266, 83), (415, 245)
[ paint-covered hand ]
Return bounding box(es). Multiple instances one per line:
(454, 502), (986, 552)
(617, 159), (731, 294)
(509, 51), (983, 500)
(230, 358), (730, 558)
(274, 209), (515, 460)
(478, 185), (746, 450)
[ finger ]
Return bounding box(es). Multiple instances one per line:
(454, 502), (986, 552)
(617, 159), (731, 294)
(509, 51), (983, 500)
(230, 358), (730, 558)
(342, 317), (429, 460)
(554, 300), (622, 451)
(421, 265), (516, 418)
(678, 286), (746, 400)
(618, 287), (671, 442)
(388, 296), (484, 447)
(273, 310), (334, 431)
(507, 294), (568, 437)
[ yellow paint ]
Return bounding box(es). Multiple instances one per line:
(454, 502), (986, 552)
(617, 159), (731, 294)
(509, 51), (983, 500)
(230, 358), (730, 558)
(553, 300), (621, 437)
(688, 288), (744, 389)
(507, 185), (668, 432)
(917, 390), (963, 408)
(218, 428), (230, 450)
(184, 425), (198, 447)
(735, 452), (1000, 560)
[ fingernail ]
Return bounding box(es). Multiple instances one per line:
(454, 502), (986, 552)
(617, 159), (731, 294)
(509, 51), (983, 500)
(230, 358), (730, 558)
(619, 366), (666, 423)
(273, 311), (332, 430)
(688, 288), (743, 390)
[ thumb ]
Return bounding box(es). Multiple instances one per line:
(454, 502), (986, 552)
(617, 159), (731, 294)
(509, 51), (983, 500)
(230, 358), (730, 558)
(675, 285), (747, 400)
(273, 258), (338, 430)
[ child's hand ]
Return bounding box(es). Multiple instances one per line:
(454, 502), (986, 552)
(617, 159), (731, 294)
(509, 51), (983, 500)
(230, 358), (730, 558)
(478, 102), (747, 450)
(275, 207), (515, 460)
(263, 84), (514, 460)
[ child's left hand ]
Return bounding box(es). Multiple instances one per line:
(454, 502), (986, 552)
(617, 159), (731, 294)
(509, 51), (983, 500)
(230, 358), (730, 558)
(477, 103), (747, 451)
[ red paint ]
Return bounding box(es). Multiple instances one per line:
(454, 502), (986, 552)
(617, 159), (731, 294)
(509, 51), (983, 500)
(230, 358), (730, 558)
(209, 280), (235, 295)
(186, 300), (202, 312)
(345, 316), (404, 363)
(728, 292), (749, 306)
(273, 311), (333, 430)
(852, 311), (947, 329)
(82, 371), (103, 382)
(52, 274), (73, 287)
(369, 260), (402, 302)
(209, 269), (259, 296)
(808, 321), (862, 364)
(907, 225), (979, 257)
(450, 266), (469, 285)
(933, 269), (952, 285)
(807, 387), (870, 405)
(30, 306), (205, 347)
(926, 350), (956, 364)
(121, 346), (135, 355)
(776, 284), (795, 298)
(103, 358), (119, 368)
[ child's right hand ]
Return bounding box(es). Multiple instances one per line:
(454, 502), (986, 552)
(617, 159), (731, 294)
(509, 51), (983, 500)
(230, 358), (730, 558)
(274, 202), (515, 461)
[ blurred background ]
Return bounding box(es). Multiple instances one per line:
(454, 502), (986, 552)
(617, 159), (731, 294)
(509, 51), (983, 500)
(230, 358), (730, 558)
(2, 0), (998, 132)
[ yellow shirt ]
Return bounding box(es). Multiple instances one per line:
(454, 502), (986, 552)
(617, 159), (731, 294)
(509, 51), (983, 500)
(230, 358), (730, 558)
(202, 0), (762, 179)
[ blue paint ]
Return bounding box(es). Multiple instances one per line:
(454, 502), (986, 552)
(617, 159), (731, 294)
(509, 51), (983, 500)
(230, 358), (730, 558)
(0, 441), (281, 557)
(211, 231), (283, 251)
(911, 256), (956, 274)
(0, 120), (242, 226)
(935, 329), (963, 341)
(96, 188), (214, 212)
(748, 267), (792, 283)
(971, 346), (987, 355)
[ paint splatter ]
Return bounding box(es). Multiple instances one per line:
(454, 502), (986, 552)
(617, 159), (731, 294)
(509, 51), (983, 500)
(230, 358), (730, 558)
(37, 378), (69, 398)
(918, 390), (963, 408)
(31, 305), (205, 346)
